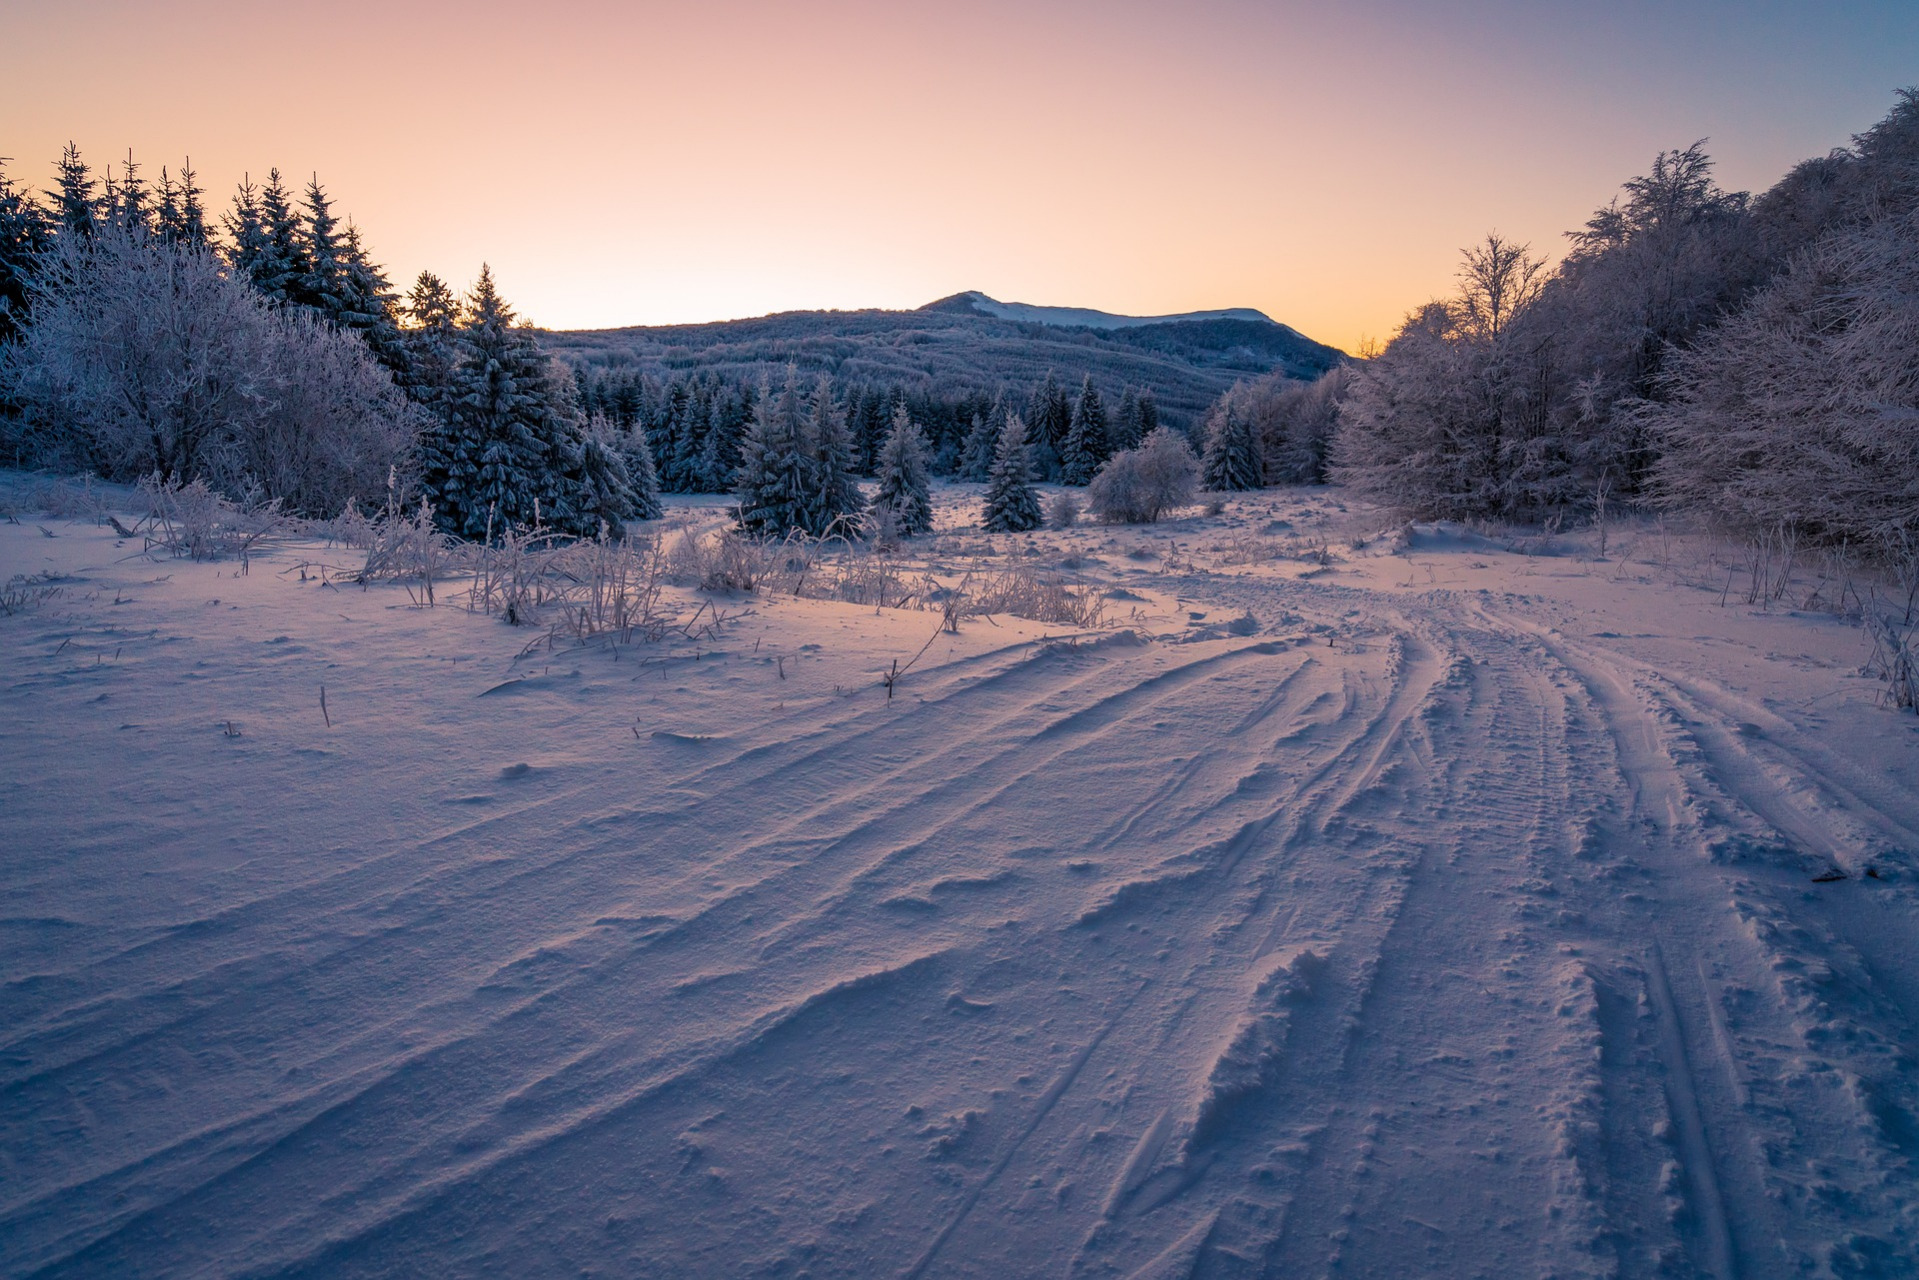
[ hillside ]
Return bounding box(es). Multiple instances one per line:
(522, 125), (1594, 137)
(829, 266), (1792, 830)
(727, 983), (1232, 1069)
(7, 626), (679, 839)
(540, 292), (1346, 427)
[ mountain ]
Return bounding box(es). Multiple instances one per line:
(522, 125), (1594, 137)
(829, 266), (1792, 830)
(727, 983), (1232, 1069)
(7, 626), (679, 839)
(540, 292), (1345, 429)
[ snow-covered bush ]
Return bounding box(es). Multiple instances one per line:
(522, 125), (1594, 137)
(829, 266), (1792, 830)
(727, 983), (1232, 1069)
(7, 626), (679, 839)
(1648, 208), (1919, 558)
(1087, 427), (1198, 523)
(2, 225), (416, 515)
(1046, 489), (1079, 528)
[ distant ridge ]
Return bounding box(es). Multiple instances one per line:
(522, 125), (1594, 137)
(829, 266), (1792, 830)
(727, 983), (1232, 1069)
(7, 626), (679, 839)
(543, 293), (1346, 429)
(922, 290), (1280, 332)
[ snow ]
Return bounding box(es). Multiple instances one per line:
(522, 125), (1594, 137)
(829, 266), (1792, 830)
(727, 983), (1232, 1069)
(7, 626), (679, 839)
(947, 291), (1280, 332)
(5, 480), (1918, 1277)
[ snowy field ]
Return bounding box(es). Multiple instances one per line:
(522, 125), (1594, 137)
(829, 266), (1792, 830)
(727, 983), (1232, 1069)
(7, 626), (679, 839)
(4, 479), (1918, 1278)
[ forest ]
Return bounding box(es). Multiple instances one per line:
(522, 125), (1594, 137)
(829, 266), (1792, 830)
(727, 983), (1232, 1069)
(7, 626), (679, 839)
(3, 88), (1918, 569)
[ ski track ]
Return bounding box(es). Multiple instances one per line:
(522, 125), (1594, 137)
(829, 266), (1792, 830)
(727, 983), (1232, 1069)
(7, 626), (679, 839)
(5, 521), (1919, 1278)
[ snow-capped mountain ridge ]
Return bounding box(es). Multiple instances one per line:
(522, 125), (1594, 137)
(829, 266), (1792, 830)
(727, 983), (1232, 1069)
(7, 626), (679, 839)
(924, 290), (1280, 331)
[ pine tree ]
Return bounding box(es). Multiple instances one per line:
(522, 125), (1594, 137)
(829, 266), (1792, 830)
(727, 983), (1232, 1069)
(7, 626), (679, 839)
(294, 176), (348, 318)
(872, 404), (933, 537)
(959, 410), (998, 481)
(982, 413), (1042, 532)
(250, 169), (306, 305)
(1112, 386), (1144, 452)
(436, 266), (590, 539)
(855, 386), (890, 474)
(175, 160), (208, 247)
(0, 159), (52, 348)
(1137, 389), (1161, 438)
(1059, 375), (1109, 485)
(695, 391), (744, 492)
(1201, 402), (1262, 491)
(223, 175), (266, 280)
(807, 382), (865, 536)
(736, 378), (812, 537)
(619, 420), (664, 522)
(575, 414), (644, 537)
(1027, 371), (1073, 480)
(338, 222), (407, 375)
(48, 143), (98, 240)
(104, 151), (149, 236)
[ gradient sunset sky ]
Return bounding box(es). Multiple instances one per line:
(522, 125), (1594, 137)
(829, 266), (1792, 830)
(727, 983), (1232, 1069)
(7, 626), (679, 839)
(7, 0), (1917, 351)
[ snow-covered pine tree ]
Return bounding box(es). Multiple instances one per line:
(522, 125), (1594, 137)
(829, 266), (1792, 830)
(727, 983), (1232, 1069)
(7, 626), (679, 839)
(736, 378), (812, 537)
(222, 175), (266, 280)
(982, 412), (1042, 532)
(1059, 375), (1109, 485)
(250, 169), (306, 306)
(406, 271), (472, 526)
(442, 265), (588, 539)
(49, 143), (98, 241)
(174, 160), (208, 248)
(294, 176), (348, 320)
(1111, 386), (1143, 452)
(959, 410), (998, 482)
(1027, 371), (1072, 480)
(1137, 389), (1160, 439)
(808, 383), (865, 536)
(575, 413), (644, 537)
(619, 418), (663, 522)
(103, 151), (149, 237)
(0, 160), (52, 350)
(695, 389), (746, 493)
(872, 403), (933, 536)
(338, 222), (407, 376)
(1201, 401), (1262, 491)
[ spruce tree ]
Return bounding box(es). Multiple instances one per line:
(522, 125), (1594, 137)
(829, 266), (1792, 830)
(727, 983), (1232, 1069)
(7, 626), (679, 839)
(736, 378), (811, 537)
(104, 151), (149, 236)
(982, 413), (1042, 532)
(1201, 403), (1262, 491)
(250, 169), (306, 305)
(175, 160), (208, 247)
(808, 383), (865, 536)
(1059, 375), (1109, 485)
(223, 176), (266, 280)
(959, 410), (998, 482)
(619, 420), (664, 522)
(295, 176), (348, 319)
(1137, 389), (1161, 438)
(439, 266), (589, 539)
(48, 143), (97, 240)
(1027, 371), (1073, 480)
(576, 415), (644, 537)
(1112, 386), (1144, 452)
(338, 222), (407, 375)
(872, 404), (933, 537)
(0, 160), (52, 348)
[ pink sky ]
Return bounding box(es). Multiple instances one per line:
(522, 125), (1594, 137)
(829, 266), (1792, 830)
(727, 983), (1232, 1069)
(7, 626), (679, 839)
(7, 0), (1916, 351)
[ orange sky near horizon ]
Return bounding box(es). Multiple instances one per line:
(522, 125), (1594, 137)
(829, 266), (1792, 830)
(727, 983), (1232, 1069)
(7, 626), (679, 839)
(5, 0), (1917, 353)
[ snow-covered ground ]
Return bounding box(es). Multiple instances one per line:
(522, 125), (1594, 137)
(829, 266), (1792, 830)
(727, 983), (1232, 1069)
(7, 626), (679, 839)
(4, 480), (1917, 1278)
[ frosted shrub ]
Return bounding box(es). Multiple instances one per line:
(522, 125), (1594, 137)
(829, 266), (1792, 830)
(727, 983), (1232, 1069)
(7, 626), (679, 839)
(1046, 490), (1079, 528)
(1087, 428), (1199, 524)
(1, 226), (416, 515)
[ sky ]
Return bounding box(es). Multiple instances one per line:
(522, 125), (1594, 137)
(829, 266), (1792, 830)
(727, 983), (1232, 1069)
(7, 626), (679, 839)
(5, 0), (1918, 352)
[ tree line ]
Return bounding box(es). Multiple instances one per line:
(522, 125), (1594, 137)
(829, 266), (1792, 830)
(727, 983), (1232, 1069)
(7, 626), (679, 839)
(1188, 88), (1919, 571)
(0, 145), (1194, 540)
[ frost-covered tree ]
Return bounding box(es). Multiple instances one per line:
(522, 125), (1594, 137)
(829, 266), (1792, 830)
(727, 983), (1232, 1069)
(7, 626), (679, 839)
(1087, 427), (1199, 524)
(1111, 386), (1143, 453)
(0, 160), (52, 352)
(0, 224), (414, 513)
(48, 144), (99, 242)
(248, 169), (306, 306)
(1648, 208), (1919, 556)
(1200, 400), (1262, 491)
(872, 404), (933, 536)
(428, 266), (590, 538)
(736, 378), (812, 537)
(1028, 370), (1072, 480)
(1334, 235), (1558, 518)
(618, 418), (663, 522)
(958, 410), (998, 482)
(152, 161), (208, 249)
(982, 412), (1042, 532)
(575, 413), (647, 537)
(808, 383), (866, 536)
(1059, 375), (1108, 485)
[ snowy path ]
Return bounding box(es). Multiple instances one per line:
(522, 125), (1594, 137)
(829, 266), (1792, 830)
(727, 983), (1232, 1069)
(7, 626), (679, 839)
(4, 501), (1917, 1277)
